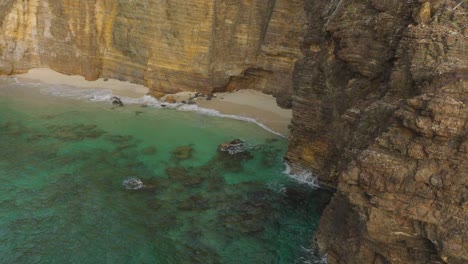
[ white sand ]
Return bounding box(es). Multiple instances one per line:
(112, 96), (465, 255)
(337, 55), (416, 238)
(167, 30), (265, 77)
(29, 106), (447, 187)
(197, 90), (292, 136)
(14, 68), (292, 136)
(15, 68), (149, 98)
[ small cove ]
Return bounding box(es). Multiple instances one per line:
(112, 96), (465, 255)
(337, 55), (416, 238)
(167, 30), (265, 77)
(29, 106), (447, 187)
(0, 78), (331, 263)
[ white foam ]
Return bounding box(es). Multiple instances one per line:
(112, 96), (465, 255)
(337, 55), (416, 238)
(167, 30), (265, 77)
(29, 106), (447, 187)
(266, 180), (286, 195)
(283, 163), (320, 188)
(0, 76), (21, 85)
(178, 104), (285, 137)
(39, 85), (178, 109)
(36, 84), (286, 137)
(122, 177), (144, 190)
(298, 246), (328, 264)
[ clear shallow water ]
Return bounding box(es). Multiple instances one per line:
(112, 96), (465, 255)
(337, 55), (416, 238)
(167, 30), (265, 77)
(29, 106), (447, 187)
(0, 78), (331, 264)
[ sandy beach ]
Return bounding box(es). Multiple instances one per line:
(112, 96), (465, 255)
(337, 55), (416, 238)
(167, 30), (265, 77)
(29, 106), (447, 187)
(16, 68), (149, 98)
(14, 68), (292, 136)
(196, 90), (292, 136)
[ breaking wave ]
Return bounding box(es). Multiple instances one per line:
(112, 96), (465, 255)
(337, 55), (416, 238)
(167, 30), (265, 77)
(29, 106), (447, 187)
(37, 84), (285, 137)
(0, 76), (20, 85)
(298, 245), (328, 264)
(283, 163), (320, 188)
(176, 104), (284, 137)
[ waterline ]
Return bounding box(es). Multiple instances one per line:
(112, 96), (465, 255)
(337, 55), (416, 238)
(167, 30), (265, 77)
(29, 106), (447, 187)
(283, 163), (321, 188)
(37, 83), (286, 137)
(0, 78), (331, 263)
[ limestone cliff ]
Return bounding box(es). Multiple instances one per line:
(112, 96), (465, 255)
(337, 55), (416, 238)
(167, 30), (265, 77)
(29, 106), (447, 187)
(0, 0), (305, 106)
(1, 0), (467, 263)
(287, 0), (467, 263)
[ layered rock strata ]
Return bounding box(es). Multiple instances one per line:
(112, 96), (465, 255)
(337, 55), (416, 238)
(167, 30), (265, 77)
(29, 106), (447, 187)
(0, 0), (305, 106)
(287, 0), (467, 263)
(1, 0), (467, 263)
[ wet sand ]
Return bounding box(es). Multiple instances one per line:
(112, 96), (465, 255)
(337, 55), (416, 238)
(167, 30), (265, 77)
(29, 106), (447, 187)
(196, 90), (292, 136)
(14, 68), (292, 136)
(15, 68), (149, 98)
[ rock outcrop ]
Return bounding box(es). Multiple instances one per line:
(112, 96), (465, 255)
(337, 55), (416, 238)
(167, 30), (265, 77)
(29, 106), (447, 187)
(1, 0), (467, 263)
(0, 0), (305, 106)
(287, 0), (467, 263)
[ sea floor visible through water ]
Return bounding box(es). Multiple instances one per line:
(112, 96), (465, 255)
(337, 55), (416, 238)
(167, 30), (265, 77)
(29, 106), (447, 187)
(0, 77), (331, 264)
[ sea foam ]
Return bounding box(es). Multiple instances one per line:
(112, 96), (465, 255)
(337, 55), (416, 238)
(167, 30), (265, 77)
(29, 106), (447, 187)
(122, 177), (144, 190)
(298, 245), (328, 264)
(37, 84), (285, 137)
(283, 163), (320, 188)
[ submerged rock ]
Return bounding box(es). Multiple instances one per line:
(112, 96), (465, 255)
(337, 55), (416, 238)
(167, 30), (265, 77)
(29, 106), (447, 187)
(172, 145), (193, 160)
(218, 199), (272, 234)
(206, 175), (225, 192)
(104, 134), (133, 144)
(28, 134), (48, 142)
(285, 187), (307, 205)
(260, 148), (281, 168)
(166, 166), (203, 186)
(48, 124), (106, 141)
(178, 195), (210, 211)
(142, 146), (157, 155)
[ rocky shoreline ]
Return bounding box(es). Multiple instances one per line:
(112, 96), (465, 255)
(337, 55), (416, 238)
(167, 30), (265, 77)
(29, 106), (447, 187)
(289, 1), (467, 263)
(0, 0), (466, 263)
(12, 68), (292, 136)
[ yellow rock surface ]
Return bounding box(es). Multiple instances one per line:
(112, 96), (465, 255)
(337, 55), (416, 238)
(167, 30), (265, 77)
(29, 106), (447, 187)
(0, 0), (305, 101)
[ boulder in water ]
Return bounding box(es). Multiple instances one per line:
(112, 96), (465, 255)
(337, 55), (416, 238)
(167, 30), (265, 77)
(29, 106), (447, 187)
(111, 96), (124, 106)
(122, 177), (143, 190)
(218, 139), (247, 154)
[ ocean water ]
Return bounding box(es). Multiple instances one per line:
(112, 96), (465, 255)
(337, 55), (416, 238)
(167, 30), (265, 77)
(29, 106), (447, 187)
(0, 78), (331, 264)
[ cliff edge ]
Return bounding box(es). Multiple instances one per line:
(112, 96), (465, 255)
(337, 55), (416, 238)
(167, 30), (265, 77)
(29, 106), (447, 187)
(1, 0), (466, 263)
(0, 0), (305, 107)
(287, 0), (467, 263)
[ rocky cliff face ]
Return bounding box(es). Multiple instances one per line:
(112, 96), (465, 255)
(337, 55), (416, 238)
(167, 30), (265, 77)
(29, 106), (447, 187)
(1, 0), (467, 263)
(287, 0), (467, 263)
(0, 0), (305, 106)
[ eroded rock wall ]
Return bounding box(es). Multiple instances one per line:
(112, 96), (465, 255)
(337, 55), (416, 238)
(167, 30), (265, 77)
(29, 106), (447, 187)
(0, 0), (304, 105)
(287, 0), (420, 185)
(287, 0), (467, 263)
(2, 1), (467, 263)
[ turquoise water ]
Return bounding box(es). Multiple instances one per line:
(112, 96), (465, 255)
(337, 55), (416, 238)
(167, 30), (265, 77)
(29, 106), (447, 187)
(0, 78), (331, 264)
